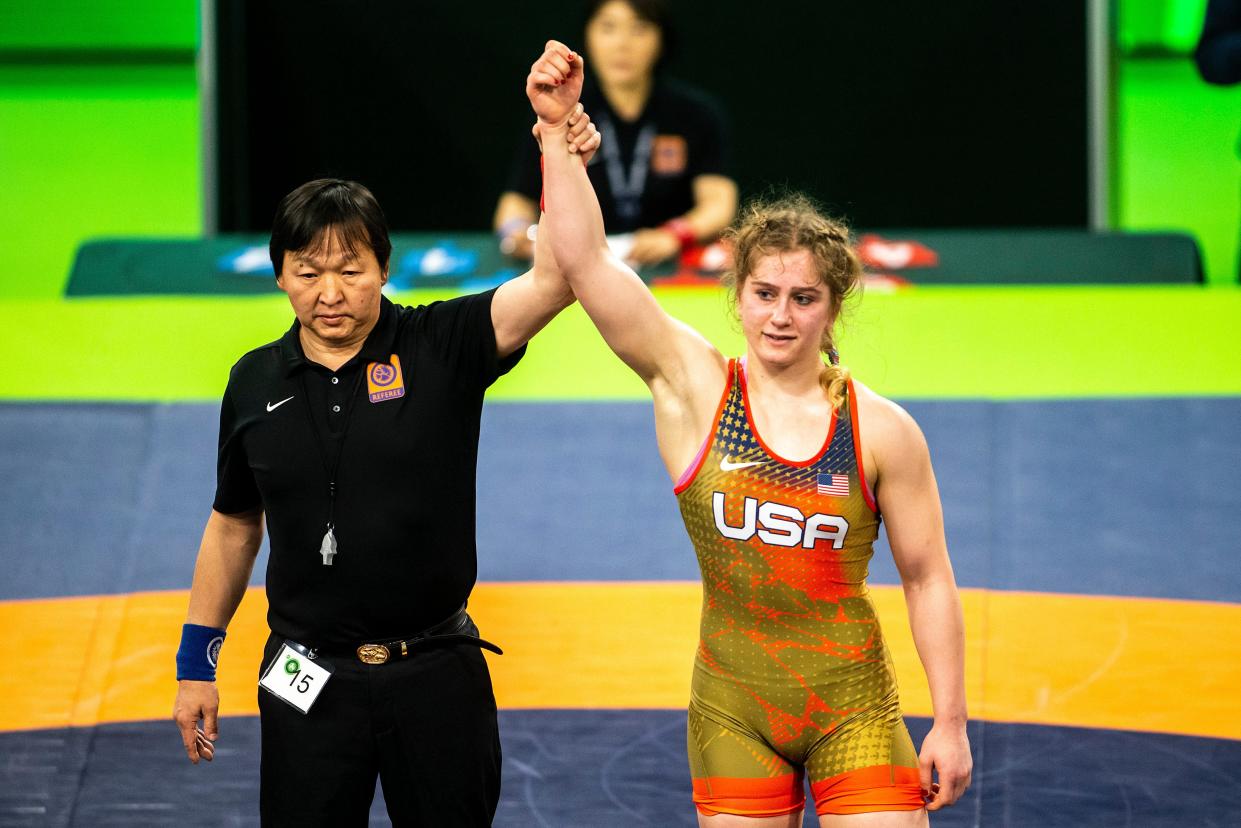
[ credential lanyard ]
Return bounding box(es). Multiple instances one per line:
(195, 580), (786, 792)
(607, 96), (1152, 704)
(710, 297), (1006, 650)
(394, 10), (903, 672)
(297, 368), (366, 565)
(598, 114), (656, 224)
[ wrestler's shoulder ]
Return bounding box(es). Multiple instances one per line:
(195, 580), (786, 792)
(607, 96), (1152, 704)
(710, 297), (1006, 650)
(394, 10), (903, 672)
(851, 378), (925, 448)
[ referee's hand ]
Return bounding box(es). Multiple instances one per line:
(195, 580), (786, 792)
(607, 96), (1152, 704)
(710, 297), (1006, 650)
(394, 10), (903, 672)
(532, 104), (602, 166)
(173, 680), (219, 764)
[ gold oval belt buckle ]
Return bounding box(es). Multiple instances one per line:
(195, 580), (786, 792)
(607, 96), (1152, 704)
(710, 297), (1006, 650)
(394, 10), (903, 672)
(357, 643), (390, 664)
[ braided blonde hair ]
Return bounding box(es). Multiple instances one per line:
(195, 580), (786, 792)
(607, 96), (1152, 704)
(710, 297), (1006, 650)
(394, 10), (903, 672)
(721, 194), (862, 411)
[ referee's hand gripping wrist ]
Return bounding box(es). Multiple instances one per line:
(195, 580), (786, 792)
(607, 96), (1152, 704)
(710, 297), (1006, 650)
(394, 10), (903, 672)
(533, 104), (601, 165)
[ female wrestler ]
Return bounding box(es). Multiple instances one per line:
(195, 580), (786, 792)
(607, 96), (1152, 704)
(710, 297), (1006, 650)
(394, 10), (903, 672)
(527, 42), (972, 826)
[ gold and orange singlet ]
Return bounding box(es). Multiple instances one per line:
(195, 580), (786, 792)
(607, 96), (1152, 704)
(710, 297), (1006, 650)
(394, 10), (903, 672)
(675, 359), (924, 817)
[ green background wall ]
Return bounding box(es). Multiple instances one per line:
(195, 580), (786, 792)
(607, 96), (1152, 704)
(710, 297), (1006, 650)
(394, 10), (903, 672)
(0, 0), (1237, 299)
(1119, 0), (1209, 51)
(0, 0), (200, 299)
(1116, 0), (1241, 284)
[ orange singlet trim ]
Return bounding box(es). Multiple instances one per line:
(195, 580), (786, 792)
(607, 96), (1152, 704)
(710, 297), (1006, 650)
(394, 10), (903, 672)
(846, 376), (879, 514)
(673, 358), (737, 495)
(810, 764), (925, 816)
(692, 773), (806, 818)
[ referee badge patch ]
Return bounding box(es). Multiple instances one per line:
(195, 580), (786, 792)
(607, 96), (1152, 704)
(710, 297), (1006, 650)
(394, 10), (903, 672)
(367, 354), (406, 403)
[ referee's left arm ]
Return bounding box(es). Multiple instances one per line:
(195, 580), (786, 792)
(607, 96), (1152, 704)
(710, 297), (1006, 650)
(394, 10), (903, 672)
(185, 507), (263, 628)
(173, 508), (264, 764)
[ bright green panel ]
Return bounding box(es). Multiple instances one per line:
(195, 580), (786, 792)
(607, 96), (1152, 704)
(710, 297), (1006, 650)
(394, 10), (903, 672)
(0, 0), (197, 50)
(1163, 0), (1211, 50)
(4, 286), (1239, 403)
(0, 64), (201, 299)
(1116, 58), (1241, 284)
(1118, 0), (1208, 53)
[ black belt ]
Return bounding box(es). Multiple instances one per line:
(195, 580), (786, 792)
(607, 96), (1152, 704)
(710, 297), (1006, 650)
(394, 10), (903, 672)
(354, 605), (503, 665)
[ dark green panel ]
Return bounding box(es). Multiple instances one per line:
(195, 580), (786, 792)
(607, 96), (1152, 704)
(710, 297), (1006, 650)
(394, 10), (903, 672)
(0, 0), (197, 50)
(63, 230), (1204, 299)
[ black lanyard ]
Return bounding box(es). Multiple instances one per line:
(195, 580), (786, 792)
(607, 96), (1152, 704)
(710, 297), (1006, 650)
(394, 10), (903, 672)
(298, 366), (366, 561)
(598, 114), (656, 224)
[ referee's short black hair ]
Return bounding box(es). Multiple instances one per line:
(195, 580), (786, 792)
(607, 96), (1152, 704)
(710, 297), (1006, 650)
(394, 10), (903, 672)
(269, 179), (392, 275)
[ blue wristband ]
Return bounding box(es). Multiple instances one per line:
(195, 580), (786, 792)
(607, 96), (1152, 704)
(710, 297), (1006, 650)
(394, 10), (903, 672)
(176, 623), (226, 681)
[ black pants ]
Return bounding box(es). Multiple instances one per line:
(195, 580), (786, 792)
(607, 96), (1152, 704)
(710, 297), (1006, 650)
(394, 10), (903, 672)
(257, 634), (501, 827)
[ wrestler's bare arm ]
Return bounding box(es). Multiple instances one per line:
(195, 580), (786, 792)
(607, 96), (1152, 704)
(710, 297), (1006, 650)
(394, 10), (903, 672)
(491, 102), (602, 358)
(855, 381), (972, 810)
(530, 40), (727, 477)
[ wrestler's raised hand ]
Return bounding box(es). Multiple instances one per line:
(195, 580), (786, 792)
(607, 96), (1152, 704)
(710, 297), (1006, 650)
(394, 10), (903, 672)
(527, 40), (584, 128)
(532, 103), (601, 165)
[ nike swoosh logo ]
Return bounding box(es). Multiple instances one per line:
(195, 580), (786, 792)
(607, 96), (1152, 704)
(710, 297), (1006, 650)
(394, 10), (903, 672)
(266, 396), (294, 413)
(720, 457), (763, 472)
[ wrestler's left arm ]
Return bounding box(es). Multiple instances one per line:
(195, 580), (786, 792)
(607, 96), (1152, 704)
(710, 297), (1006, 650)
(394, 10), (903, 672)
(859, 383), (973, 811)
(491, 50), (600, 358)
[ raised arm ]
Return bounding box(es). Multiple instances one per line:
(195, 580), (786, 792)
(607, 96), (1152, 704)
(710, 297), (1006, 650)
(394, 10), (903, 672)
(491, 110), (601, 358)
(529, 42), (698, 383)
(859, 385), (972, 810)
(528, 41), (726, 474)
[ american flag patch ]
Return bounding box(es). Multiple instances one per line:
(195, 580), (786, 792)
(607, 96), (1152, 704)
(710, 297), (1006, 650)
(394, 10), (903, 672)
(817, 473), (850, 497)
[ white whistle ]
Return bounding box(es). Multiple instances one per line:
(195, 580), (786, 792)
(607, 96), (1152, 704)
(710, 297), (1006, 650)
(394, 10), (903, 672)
(319, 527), (337, 566)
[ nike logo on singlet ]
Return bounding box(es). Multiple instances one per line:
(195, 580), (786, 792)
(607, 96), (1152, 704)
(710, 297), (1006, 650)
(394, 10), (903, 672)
(720, 457), (764, 472)
(266, 396), (294, 412)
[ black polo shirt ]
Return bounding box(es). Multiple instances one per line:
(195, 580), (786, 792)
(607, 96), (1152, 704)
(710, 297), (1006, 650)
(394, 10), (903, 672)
(506, 78), (730, 233)
(213, 290), (522, 649)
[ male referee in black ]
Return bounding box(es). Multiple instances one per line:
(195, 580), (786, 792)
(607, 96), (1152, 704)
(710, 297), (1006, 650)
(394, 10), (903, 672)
(172, 41), (599, 825)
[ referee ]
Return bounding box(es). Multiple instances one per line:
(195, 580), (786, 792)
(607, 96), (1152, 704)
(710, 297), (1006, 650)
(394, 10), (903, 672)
(171, 73), (598, 825)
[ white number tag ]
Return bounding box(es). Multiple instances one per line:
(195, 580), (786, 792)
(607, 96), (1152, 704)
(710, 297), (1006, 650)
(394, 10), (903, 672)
(259, 642), (333, 714)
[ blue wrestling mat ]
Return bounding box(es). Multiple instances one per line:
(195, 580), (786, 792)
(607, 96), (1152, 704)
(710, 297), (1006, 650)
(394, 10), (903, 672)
(2, 398), (1241, 825)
